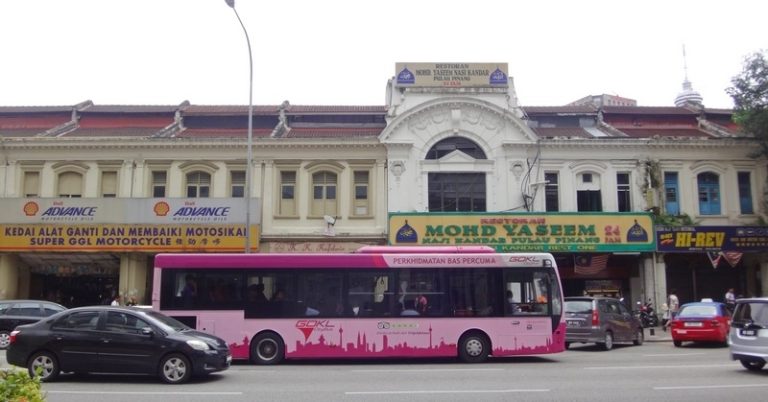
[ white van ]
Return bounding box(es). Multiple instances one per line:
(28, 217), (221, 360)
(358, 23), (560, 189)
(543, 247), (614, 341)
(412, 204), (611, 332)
(729, 297), (768, 371)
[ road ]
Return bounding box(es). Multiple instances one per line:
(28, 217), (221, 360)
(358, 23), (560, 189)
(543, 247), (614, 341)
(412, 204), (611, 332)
(2, 340), (768, 402)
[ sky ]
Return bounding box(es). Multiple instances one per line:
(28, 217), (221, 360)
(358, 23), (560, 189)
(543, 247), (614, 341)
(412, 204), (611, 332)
(1, 0), (766, 109)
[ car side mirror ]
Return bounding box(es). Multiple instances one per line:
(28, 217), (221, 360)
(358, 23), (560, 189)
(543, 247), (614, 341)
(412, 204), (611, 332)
(141, 327), (155, 337)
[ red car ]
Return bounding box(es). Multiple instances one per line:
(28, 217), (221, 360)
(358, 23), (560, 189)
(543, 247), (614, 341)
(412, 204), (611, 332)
(670, 301), (731, 347)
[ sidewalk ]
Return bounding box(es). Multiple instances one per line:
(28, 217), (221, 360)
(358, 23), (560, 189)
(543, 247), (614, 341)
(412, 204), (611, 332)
(644, 326), (672, 342)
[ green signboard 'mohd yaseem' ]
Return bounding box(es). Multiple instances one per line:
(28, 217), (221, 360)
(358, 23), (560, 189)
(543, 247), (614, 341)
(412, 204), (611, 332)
(388, 212), (655, 253)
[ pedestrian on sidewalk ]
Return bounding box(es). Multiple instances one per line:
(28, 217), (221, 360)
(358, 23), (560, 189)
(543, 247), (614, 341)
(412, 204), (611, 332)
(724, 287), (736, 312)
(664, 289), (679, 330)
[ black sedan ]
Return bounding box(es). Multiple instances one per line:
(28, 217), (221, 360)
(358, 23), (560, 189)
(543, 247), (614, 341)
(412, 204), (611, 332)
(0, 299), (67, 349)
(6, 306), (231, 384)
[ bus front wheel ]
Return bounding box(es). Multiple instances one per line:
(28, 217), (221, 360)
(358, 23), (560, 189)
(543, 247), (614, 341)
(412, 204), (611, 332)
(250, 332), (285, 365)
(458, 332), (490, 363)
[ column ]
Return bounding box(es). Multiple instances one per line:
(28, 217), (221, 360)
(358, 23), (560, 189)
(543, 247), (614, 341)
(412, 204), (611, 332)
(761, 261), (768, 298)
(118, 254), (149, 305)
(0, 255), (21, 299)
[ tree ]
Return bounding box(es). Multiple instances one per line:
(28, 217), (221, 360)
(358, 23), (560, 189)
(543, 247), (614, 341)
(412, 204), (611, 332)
(727, 50), (768, 158)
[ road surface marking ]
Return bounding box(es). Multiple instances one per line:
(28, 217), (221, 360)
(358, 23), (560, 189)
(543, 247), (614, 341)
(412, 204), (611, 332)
(46, 391), (243, 396)
(655, 384), (768, 391)
(345, 389), (550, 395)
(350, 368), (505, 373)
(585, 363), (737, 370)
(642, 353), (705, 357)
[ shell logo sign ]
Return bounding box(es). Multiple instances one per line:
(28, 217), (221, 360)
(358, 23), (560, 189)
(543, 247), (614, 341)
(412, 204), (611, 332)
(23, 202), (39, 216)
(154, 202), (171, 216)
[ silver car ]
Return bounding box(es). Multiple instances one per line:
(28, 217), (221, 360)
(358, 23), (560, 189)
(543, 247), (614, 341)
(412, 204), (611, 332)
(729, 297), (768, 371)
(564, 296), (644, 350)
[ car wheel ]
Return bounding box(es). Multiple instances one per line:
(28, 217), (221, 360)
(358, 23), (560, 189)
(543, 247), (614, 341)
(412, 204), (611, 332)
(673, 340), (682, 347)
(633, 328), (644, 346)
(251, 332), (285, 365)
(600, 332), (613, 351)
(458, 332), (490, 363)
(740, 359), (766, 371)
(28, 351), (60, 382)
(0, 330), (10, 350)
(159, 353), (192, 384)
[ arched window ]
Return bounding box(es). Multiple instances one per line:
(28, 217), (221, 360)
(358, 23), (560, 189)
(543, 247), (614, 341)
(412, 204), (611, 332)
(311, 171), (337, 216)
(425, 137), (487, 160)
(697, 172), (720, 215)
(425, 137), (487, 212)
(186, 171), (211, 198)
(58, 172), (83, 198)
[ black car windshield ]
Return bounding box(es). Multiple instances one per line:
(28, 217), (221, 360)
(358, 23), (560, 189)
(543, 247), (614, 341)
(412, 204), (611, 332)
(143, 311), (191, 332)
(564, 301), (592, 314)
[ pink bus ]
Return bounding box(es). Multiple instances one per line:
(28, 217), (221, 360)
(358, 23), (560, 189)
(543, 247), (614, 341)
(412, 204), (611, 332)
(152, 246), (565, 364)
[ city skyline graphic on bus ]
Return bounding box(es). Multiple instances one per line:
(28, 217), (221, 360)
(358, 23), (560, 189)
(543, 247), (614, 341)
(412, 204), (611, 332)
(227, 320), (561, 359)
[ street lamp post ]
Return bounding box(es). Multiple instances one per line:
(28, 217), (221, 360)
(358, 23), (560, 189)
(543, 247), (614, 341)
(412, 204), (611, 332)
(225, 0), (254, 253)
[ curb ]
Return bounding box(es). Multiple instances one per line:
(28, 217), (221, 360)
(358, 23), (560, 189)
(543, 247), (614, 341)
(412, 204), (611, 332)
(644, 327), (672, 342)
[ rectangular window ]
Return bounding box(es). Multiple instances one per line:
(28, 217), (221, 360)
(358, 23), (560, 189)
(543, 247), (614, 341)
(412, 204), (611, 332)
(617, 173), (631, 212)
(664, 172), (679, 215)
(698, 173), (721, 215)
(577, 190), (602, 212)
(231, 171), (245, 198)
(545, 172), (559, 212)
(311, 171), (338, 216)
(101, 171), (117, 198)
(738, 172), (754, 214)
(353, 170), (370, 216)
(279, 171), (297, 216)
(152, 171), (167, 198)
(59, 172), (82, 198)
(582, 173), (592, 183)
(23, 171), (40, 197)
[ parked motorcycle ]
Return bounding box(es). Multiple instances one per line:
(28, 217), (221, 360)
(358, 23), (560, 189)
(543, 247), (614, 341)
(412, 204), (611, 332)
(635, 300), (660, 328)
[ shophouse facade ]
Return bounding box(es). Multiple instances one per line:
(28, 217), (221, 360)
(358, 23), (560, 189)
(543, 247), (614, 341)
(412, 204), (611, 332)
(1, 62), (766, 310)
(0, 102), (388, 306)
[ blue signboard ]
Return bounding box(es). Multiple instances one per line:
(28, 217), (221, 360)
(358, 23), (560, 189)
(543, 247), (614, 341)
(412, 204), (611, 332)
(656, 226), (768, 252)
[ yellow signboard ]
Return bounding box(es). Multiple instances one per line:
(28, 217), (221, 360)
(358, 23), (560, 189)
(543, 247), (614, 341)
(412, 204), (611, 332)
(0, 224), (260, 252)
(389, 213), (654, 252)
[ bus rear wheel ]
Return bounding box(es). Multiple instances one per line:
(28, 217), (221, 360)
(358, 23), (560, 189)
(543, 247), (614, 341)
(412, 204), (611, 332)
(458, 332), (490, 363)
(251, 332), (285, 365)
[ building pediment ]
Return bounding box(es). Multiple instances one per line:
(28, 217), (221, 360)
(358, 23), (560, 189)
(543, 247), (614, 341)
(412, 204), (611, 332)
(379, 97), (538, 147)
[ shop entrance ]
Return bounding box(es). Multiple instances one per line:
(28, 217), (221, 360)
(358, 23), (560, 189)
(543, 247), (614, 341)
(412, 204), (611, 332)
(20, 253), (120, 308)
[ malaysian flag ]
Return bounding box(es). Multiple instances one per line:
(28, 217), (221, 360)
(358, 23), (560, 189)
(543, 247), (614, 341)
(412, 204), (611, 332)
(722, 251), (743, 268)
(574, 254), (610, 275)
(707, 252), (722, 269)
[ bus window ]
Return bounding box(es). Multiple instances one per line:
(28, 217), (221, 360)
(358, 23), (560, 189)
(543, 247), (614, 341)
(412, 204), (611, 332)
(347, 272), (393, 317)
(396, 269), (443, 316)
(245, 272), (298, 317)
(297, 272), (343, 317)
(448, 269), (502, 317)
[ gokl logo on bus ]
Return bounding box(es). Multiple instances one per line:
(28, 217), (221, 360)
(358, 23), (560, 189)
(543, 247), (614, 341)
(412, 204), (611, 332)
(295, 319), (335, 341)
(508, 256), (540, 263)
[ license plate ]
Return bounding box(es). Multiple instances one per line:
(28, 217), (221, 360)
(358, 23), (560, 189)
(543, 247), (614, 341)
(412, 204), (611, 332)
(684, 322), (703, 327)
(742, 329), (757, 336)
(567, 320), (578, 327)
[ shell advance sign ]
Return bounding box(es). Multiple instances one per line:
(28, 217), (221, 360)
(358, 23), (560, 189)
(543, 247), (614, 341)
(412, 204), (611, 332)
(388, 212), (655, 252)
(0, 198), (260, 252)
